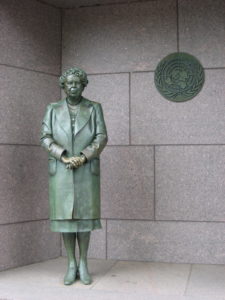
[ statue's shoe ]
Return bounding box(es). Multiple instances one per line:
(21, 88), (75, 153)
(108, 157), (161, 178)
(64, 266), (77, 285)
(79, 264), (92, 285)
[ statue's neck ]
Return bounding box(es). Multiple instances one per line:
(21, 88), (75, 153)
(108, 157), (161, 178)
(66, 95), (82, 106)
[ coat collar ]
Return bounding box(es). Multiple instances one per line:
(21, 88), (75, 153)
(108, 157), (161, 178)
(55, 97), (93, 141)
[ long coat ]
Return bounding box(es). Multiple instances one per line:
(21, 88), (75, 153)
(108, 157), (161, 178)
(40, 97), (108, 220)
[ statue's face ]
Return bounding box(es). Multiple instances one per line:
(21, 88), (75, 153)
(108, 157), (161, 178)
(64, 74), (84, 98)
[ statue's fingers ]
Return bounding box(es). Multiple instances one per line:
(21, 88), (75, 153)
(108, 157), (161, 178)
(71, 158), (78, 164)
(69, 163), (75, 169)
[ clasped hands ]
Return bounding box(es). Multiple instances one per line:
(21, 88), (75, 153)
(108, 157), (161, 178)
(61, 154), (86, 169)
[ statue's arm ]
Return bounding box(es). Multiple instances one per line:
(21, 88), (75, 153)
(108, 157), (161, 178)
(81, 103), (108, 161)
(40, 104), (67, 161)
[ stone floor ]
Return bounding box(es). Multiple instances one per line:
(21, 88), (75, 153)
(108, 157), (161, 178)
(0, 257), (225, 300)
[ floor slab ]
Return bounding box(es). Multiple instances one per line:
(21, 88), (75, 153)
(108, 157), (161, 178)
(0, 257), (225, 300)
(0, 257), (116, 290)
(185, 264), (225, 297)
(93, 260), (190, 295)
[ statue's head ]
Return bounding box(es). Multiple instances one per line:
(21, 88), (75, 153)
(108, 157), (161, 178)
(59, 67), (88, 98)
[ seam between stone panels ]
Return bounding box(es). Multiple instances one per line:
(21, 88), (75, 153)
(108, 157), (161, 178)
(1, 144), (225, 148)
(0, 144), (42, 147)
(102, 218), (225, 223)
(66, 0), (158, 10)
(0, 218), (49, 226)
(60, 232), (62, 257)
(176, 0), (179, 52)
(153, 145), (156, 220)
(60, 8), (63, 77)
(184, 264), (193, 296)
(85, 67), (225, 77)
(109, 144), (225, 146)
(87, 71), (155, 76)
(106, 219), (108, 260)
(0, 63), (59, 77)
(129, 72), (131, 145)
(105, 144), (225, 147)
(204, 67), (225, 70)
(1, 67), (218, 77)
(87, 71), (131, 76)
(35, 0), (61, 9)
(132, 70), (155, 73)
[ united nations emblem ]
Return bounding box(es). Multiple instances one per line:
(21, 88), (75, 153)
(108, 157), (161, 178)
(154, 52), (204, 102)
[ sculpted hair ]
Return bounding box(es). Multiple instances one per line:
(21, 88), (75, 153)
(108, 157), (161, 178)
(59, 67), (88, 88)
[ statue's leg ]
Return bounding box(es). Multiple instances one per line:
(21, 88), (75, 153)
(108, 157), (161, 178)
(77, 231), (92, 285)
(62, 232), (77, 285)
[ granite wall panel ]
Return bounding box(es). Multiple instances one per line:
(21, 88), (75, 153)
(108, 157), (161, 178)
(155, 146), (225, 221)
(0, 0), (61, 74)
(83, 73), (129, 145)
(62, 0), (177, 73)
(0, 65), (60, 145)
(101, 146), (154, 220)
(107, 220), (225, 264)
(179, 0), (225, 68)
(0, 0), (61, 271)
(131, 70), (225, 145)
(0, 220), (60, 271)
(0, 145), (49, 225)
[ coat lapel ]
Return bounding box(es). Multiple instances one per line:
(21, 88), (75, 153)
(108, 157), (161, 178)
(55, 98), (72, 146)
(74, 97), (93, 136)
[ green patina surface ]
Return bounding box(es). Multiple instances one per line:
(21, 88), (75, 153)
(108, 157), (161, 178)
(154, 52), (204, 102)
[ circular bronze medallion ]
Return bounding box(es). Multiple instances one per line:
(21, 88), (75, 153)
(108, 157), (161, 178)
(154, 52), (204, 102)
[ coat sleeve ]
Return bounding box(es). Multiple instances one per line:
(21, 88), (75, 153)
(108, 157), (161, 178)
(40, 104), (67, 160)
(81, 103), (108, 161)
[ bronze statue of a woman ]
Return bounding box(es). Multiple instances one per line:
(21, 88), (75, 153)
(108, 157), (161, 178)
(40, 67), (108, 285)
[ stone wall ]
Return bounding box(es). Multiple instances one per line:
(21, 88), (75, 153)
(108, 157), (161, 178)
(0, 0), (61, 271)
(61, 0), (225, 264)
(0, 0), (224, 270)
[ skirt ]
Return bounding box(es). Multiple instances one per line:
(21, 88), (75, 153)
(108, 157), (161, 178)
(50, 219), (102, 232)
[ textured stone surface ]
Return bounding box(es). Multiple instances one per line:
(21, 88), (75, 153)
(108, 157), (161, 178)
(61, 219), (106, 259)
(0, 220), (60, 271)
(186, 264), (225, 297)
(93, 260), (190, 295)
(179, 0), (225, 68)
(0, 256), (116, 290)
(0, 65), (60, 144)
(1, 257), (225, 300)
(62, 0), (177, 73)
(131, 70), (225, 144)
(0, 145), (49, 224)
(101, 146), (154, 219)
(0, 0), (61, 74)
(107, 220), (225, 264)
(155, 146), (225, 221)
(83, 73), (129, 145)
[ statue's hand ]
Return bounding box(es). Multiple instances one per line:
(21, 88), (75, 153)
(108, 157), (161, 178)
(68, 155), (86, 169)
(61, 155), (86, 169)
(61, 156), (70, 164)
